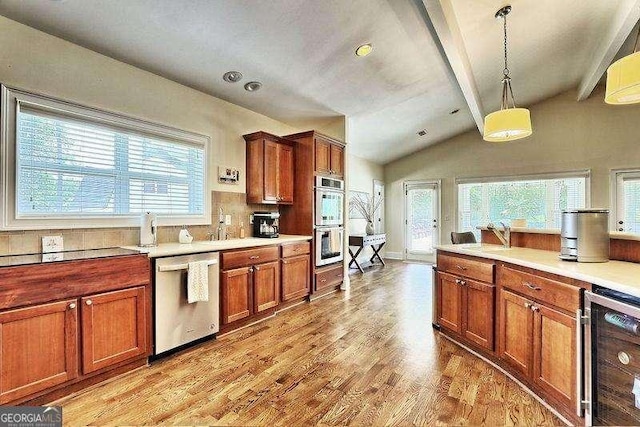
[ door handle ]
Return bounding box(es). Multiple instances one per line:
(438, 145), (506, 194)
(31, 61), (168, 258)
(69, 303), (76, 310)
(85, 300), (92, 306)
(249, 255), (260, 260)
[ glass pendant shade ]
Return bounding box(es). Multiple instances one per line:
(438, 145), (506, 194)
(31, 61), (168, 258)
(605, 51), (640, 105)
(483, 108), (532, 142)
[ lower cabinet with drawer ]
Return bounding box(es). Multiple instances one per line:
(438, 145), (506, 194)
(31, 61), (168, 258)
(281, 242), (311, 301)
(497, 264), (582, 416)
(221, 246), (280, 327)
(437, 251), (589, 425)
(0, 254), (151, 405)
(437, 271), (495, 352)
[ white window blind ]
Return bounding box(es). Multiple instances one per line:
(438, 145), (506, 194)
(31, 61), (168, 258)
(15, 103), (204, 219)
(457, 172), (588, 235)
(613, 170), (640, 233)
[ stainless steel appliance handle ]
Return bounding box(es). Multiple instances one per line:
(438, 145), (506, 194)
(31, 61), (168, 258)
(576, 307), (583, 418)
(157, 259), (218, 272)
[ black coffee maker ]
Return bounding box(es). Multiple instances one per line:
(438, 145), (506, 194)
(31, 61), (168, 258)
(253, 212), (280, 238)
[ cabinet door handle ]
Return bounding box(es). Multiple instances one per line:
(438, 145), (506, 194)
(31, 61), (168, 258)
(530, 305), (540, 312)
(524, 302), (532, 309)
(523, 282), (542, 291)
(85, 300), (92, 306)
(460, 280), (466, 286)
(249, 255), (260, 260)
(254, 266), (260, 271)
(455, 279), (461, 285)
(456, 265), (467, 271)
(248, 267), (254, 273)
(69, 303), (76, 310)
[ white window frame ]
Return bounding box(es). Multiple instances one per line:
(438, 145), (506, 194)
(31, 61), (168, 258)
(0, 85), (210, 230)
(610, 168), (640, 233)
(455, 170), (591, 232)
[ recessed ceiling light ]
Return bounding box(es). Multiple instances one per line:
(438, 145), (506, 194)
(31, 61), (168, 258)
(355, 44), (373, 57)
(244, 81), (262, 92)
(417, 129), (427, 137)
(450, 109), (460, 115)
(223, 71), (243, 83)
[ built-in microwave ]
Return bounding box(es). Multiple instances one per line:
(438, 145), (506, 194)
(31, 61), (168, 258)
(315, 226), (344, 266)
(315, 176), (344, 227)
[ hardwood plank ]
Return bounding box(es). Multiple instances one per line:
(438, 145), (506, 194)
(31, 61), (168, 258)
(56, 260), (561, 426)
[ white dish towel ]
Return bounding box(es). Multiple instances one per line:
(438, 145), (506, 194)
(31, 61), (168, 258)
(187, 260), (209, 303)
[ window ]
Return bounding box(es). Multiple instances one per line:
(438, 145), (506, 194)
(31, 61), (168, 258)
(1, 86), (209, 230)
(612, 169), (640, 233)
(457, 172), (589, 235)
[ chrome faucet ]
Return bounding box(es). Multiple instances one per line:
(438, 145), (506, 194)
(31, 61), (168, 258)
(487, 222), (511, 248)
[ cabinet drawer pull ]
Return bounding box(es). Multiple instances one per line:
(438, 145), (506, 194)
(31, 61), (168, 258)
(85, 300), (92, 306)
(456, 265), (467, 271)
(320, 278), (327, 282)
(69, 303), (76, 310)
(523, 282), (542, 291)
(249, 255), (260, 260)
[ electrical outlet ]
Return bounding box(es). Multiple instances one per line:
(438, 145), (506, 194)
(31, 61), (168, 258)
(249, 214), (254, 225)
(225, 214), (232, 225)
(42, 236), (64, 253)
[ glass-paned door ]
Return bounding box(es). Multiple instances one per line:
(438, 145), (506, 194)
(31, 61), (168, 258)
(405, 182), (439, 262)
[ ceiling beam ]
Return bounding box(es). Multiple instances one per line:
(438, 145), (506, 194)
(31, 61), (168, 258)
(577, 1), (640, 101)
(421, 0), (485, 134)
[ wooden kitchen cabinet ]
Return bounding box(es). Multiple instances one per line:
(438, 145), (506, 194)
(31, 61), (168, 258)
(0, 252), (150, 405)
(497, 287), (577, 411)
(329, 143), (344, 177)
(253, 261), (280, 313)
(81, 287), (148, 374)
(532, 302), (577, 410)
(437, 272), (463, 334)
(281, 254), (310, 301)
(0, 299), (78, 404)
(437, 271), (495, 351)
(497, 289), (534, 376)
(314, 135), (344, 177)
(221, 267), (253, 324)
(244, 131), (294, 205)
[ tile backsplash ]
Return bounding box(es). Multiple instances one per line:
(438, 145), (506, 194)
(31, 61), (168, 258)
(0, 191), (277, 255)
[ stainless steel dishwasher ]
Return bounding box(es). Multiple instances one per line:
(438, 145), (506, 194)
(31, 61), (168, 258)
(153, 251), (220, 357)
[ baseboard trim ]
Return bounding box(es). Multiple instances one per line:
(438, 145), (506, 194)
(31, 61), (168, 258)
(385, 251), (403, 260)
(440, 334), (572, 427)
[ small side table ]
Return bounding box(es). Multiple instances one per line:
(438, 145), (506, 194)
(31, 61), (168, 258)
(348, 234), (386, 273)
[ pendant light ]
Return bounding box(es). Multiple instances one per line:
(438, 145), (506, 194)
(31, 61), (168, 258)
(605, 25), (640, 104)
(483, 5), (532, 142)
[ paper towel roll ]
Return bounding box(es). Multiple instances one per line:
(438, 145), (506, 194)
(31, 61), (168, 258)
(140, 212), (157, 247)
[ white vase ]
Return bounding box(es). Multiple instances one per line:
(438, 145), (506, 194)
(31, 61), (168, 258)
(365, 221), (374, 235)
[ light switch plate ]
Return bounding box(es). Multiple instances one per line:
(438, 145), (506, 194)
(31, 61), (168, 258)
(42, 236), (64, 253)
(225, 214), (232, 225)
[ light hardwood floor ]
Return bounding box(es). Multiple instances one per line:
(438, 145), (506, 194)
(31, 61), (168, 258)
(58, 260), (561, 426)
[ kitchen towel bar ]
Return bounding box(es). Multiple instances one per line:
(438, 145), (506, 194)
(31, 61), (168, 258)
(157, 259), (218, 272)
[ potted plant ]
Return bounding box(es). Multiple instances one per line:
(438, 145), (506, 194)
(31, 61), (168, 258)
(351, 192), (383, 235)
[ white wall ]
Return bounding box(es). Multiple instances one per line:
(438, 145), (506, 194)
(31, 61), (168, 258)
(384, 87), (640, 257)
(0, 16), (298, 194)
(347, 154), (384, 267)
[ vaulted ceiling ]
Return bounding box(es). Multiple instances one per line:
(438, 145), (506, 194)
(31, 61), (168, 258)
(0, 0), (638, 164)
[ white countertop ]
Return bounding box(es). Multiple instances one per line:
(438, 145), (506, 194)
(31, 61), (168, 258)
(123, 234), (312, 258)
(435, 243), (640, 298)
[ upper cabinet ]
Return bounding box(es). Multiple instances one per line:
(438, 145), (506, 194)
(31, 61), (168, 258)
(244, 132), (294, 205)
(314, 135), (344, 178)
